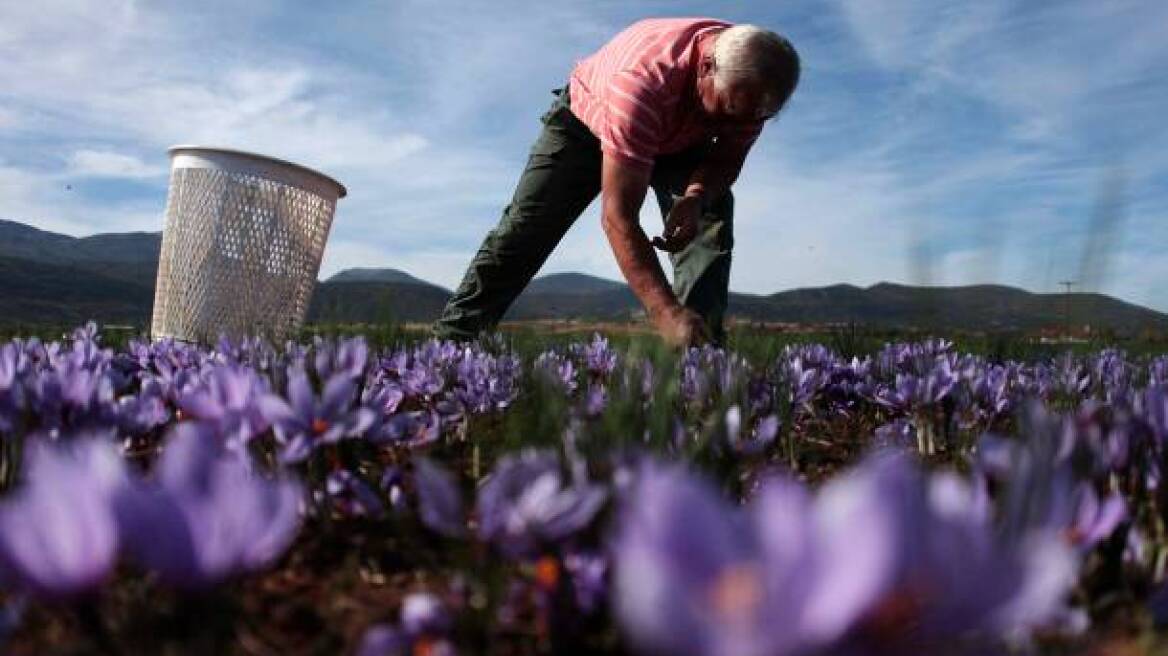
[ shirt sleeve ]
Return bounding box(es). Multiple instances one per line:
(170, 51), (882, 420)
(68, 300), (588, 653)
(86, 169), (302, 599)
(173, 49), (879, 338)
(599, 70), (667, 170)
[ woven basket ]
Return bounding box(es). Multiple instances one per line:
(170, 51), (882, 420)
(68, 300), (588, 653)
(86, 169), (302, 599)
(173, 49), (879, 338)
(151, 146), (347, 344)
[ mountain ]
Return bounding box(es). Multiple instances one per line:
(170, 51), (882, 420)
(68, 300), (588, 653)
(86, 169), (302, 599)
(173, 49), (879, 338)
(1, 219), (1165, 334)
(524, 272), (626, 295)
(313, 268), (451, 323)
(506, 272), (638, 320)
(0, 254), (155, 326)
(759, 282), (1168, 332)
(0, 219), (162, 285)
(309, 281), (451, 324)
(326, 268), (442, 289)
(0, 220), (78, 261)
(508, 276), (1168, 335)
(0, 220), (162, 263)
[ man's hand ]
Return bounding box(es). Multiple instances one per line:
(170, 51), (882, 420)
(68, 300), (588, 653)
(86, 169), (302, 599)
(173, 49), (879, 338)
(652, 194), (702, 253)
(652, 305), (709, 348)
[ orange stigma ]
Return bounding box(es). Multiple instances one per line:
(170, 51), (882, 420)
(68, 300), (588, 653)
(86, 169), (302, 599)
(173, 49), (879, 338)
(535, 555), (561, 590)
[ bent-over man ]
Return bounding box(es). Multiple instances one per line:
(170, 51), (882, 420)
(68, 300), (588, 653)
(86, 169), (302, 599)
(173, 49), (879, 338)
(433, 18), (800, 346)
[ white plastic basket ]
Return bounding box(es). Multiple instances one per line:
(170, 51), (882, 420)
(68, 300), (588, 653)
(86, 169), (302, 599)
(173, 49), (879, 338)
(151, 146), (347, 343)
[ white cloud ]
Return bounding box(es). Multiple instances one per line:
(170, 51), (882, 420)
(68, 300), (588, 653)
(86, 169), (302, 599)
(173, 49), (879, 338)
(0, 161), (161, 234)
(66, 150), (165, 179)
(834, 0), (1002, 72)
(1, 0), (1166, 315)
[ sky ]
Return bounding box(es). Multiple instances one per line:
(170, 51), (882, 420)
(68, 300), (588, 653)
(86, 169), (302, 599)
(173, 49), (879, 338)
(1, 0), (1166, 310)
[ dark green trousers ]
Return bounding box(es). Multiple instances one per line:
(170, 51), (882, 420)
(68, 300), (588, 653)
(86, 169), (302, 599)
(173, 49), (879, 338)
(432, 86), (734, 343)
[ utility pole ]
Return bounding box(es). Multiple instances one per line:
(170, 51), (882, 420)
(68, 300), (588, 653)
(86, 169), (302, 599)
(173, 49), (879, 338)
(1058, 280), (1075, 338)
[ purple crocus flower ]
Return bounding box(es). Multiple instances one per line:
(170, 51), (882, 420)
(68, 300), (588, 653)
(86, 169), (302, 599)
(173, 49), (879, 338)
(1149, 356), (1168, 388)
(612, 453), (1077, 656)
(636, 455), (916, 655)
(583, 385), (607, 417)
(534, 351), (579, 394)
(1063, 484), (1127, 550)
(452, 350), (520, 415)
(976, 405), (1128, 550)
(572, 334), (619, 379)
(613, 461), (812, 656)
(175, 364), (287, 451)
(393, 354), (447, 398)
(116, 377), (172, 437)
(723, 406), (779, 456)
(358, 592), (456, 656)
(972, 364), (1013, 419)
(117, 423), (303, 588)
(824, 456), (1075, 643)
(0, 343), (26, 434)
(313, 336), (370, 382)
(875, 374), (918, 413)
(476, 450), (607, 558)
(64, 322), (111, 371)
(781, 356), (824, 408)
(364, 380), (407, 416)
(873, 419), (916, 450)
(140, 345), (201, 406)
(321, 469), (385, 519)
(564, 550), (609, 614)
(212, 334), (277, 369)
(1052, 353), (1092, 399)
(920, 356), (957, 405)
(0, 436), (126, 598)
(269, 370), (377, 463)
(24, 359), (118, 435)
(374, 410), (442, 447)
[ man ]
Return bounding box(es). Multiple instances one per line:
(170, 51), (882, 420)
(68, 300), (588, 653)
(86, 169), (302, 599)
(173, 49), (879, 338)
(433, 18), (800, 346)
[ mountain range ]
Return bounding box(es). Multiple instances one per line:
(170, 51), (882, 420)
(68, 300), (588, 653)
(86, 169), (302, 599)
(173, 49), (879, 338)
(2, 219), (1165, 335)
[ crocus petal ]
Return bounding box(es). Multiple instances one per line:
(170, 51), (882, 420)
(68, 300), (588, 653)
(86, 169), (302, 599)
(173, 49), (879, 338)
(321, 375), (356, 418)
(800, 453), (914, 643)
(415, 458), (467, 538)
(176, 390), (226, 421)
(613, 462), (753, 656)
(357, 625), (407, 656)
(287, 371), (316, 421)
(0, 439), (124, 598)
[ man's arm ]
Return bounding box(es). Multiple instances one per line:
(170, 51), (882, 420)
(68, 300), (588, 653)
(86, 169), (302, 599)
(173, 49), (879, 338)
(600, 153), (707, 345)
(683, 133), (754, 200)
(653, 134), (755, 253)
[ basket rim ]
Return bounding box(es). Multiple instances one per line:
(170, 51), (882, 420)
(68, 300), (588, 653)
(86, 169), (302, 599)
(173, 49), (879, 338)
(168, 145), (347, 199)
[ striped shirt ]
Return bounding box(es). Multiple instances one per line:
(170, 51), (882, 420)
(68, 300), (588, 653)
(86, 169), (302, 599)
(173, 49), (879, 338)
(569, 18), (765, 169)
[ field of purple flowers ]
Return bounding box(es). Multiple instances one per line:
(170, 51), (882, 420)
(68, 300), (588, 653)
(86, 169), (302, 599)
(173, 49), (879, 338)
(1, 323), (1167, 654)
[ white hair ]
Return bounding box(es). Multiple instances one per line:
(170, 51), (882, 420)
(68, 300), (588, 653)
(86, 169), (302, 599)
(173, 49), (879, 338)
(711, 24), (800, 115)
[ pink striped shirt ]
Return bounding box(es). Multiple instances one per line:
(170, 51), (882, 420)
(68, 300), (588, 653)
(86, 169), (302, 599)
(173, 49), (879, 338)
(569, 18), (764, 169)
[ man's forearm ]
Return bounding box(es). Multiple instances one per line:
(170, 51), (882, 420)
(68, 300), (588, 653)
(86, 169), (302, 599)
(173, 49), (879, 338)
(600, 154), (682, 321)
(601, 208), (679, 319)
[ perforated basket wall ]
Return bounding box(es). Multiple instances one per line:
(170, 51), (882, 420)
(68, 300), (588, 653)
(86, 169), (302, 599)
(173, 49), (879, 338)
(151, 147), (346, 344)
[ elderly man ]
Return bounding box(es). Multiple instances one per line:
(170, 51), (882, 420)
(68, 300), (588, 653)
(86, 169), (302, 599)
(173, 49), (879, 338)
(433, 18), (800, 346)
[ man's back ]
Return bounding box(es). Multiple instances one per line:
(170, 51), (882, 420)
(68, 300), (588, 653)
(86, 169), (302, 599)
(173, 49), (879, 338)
(568, 18), (761, 168)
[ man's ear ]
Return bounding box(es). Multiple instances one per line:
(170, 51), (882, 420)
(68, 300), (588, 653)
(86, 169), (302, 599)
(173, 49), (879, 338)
(698, 55), (715, 78)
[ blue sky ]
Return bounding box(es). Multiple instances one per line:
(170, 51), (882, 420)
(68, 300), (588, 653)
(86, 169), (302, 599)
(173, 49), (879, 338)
(2, 1), (1166, 310)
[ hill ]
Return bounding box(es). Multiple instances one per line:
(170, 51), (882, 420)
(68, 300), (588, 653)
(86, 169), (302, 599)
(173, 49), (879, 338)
(325, 268), (441, 289)
(524, 272), (627, 295)
(308, 281), (451, 324)
(1, 219), (1165, 335)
